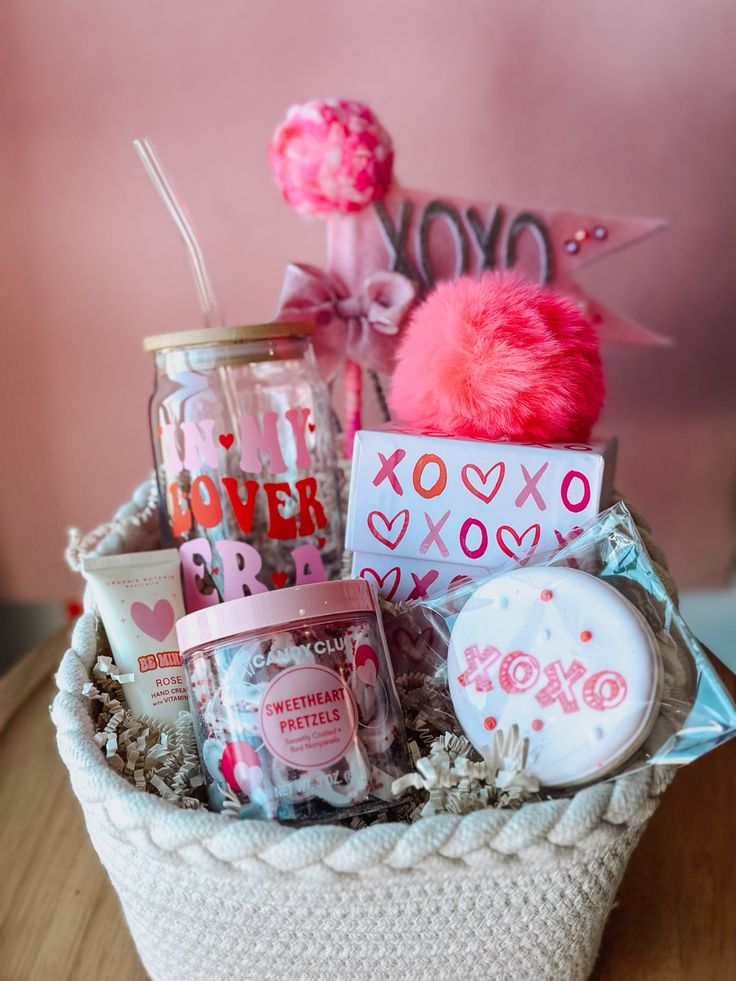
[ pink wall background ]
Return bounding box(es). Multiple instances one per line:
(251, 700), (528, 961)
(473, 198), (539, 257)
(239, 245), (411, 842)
(2, 1), (735, 603)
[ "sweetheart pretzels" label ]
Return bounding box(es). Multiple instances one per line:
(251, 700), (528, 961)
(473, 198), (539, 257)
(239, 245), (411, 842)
(258, 665), (358, 769)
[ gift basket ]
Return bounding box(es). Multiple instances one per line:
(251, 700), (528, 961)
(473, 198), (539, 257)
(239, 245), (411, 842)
(53, 103), (736, 981)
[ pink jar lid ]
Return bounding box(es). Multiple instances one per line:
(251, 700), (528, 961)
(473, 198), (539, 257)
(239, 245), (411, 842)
(176, 579), (377, 654)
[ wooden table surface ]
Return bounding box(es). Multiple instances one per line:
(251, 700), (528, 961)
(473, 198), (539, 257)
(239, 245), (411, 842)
(1, 632), (734, 981)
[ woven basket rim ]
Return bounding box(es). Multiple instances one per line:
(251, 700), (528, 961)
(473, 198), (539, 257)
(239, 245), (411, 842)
(53, 611), (674, 878)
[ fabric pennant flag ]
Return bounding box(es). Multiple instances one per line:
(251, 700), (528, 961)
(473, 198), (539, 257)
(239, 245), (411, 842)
(326, 185), (669, 348)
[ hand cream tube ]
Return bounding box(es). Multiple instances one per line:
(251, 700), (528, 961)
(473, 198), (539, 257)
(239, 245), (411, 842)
(82, 549), (188, 725)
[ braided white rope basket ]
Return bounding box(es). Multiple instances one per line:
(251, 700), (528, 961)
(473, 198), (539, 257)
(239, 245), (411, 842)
(54, 483), (676, 981)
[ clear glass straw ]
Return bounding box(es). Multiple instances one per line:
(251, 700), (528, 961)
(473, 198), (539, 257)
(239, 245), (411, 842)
(133, 138), (223, 328)
(135, 137), (239, 571)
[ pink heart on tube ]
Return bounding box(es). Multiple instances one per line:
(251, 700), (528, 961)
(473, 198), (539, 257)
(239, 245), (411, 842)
(130, 599), (175, 642)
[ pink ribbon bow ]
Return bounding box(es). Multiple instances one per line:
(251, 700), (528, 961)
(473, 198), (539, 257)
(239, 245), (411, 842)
(275, 262), (418, 379)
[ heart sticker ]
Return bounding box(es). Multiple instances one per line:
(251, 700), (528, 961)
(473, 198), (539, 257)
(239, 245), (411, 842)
(317, 536), (326, 549)
(219, 433), (235, 449)
(496, 524), (541, 563)
(130, 599), (175, 642)
(367, 509), (410, 550)
(461, 462), (505, 504)
(271, 571), (288, 588)
(356, 662), (377, 686)
(232, 761), (264, 794)
(308, 422), (316, 433)
(354, 644), (379, 686)
(221, 741), (262, 794)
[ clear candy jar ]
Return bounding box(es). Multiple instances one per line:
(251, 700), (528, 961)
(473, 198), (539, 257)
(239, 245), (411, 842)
(144, 323), (343, 612)
(176, 579), (411, 823)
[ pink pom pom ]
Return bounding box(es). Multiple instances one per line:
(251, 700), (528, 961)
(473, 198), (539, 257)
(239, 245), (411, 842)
(389, 274), (605, 443)
(269, 98), (394, 216)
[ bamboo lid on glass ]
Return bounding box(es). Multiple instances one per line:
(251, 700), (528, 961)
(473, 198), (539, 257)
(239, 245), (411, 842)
(143, 322), (313, 352)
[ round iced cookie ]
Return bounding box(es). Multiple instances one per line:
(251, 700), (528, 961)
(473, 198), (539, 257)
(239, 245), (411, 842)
(447, 566), (662, 788)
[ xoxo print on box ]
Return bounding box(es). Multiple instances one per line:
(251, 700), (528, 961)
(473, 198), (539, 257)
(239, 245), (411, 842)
(352, 551), (483, 604)
(346, 428), (616, 598)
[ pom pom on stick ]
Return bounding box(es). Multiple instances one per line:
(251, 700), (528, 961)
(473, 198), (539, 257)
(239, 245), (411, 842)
(269, 98), (393, 216)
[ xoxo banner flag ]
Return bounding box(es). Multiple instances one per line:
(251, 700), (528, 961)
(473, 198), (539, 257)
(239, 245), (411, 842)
(327, 186), (668, 356)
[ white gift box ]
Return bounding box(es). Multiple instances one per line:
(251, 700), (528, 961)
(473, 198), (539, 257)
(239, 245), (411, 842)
(346, 427), (616, 601)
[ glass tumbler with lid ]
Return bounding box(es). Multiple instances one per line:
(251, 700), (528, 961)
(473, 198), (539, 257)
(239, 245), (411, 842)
(144, 322), (343, 612)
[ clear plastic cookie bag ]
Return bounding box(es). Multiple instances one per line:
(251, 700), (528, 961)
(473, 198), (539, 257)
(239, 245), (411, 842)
(382, 501), (736, 796)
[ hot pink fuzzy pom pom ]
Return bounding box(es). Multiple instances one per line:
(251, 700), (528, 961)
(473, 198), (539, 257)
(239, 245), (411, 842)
(389, 274), (605, 443)
(269, 98), (394, 216)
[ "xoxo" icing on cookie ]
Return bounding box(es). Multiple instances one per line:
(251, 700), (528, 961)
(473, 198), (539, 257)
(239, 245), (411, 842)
(448, 566), (662, 787)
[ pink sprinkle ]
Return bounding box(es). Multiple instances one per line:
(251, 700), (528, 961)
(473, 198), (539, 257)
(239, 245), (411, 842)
(531, 719), (544, 732)
(483, 716), (497, 731)
(540, 589), (553, 602)
(580, 630), (593, 643)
